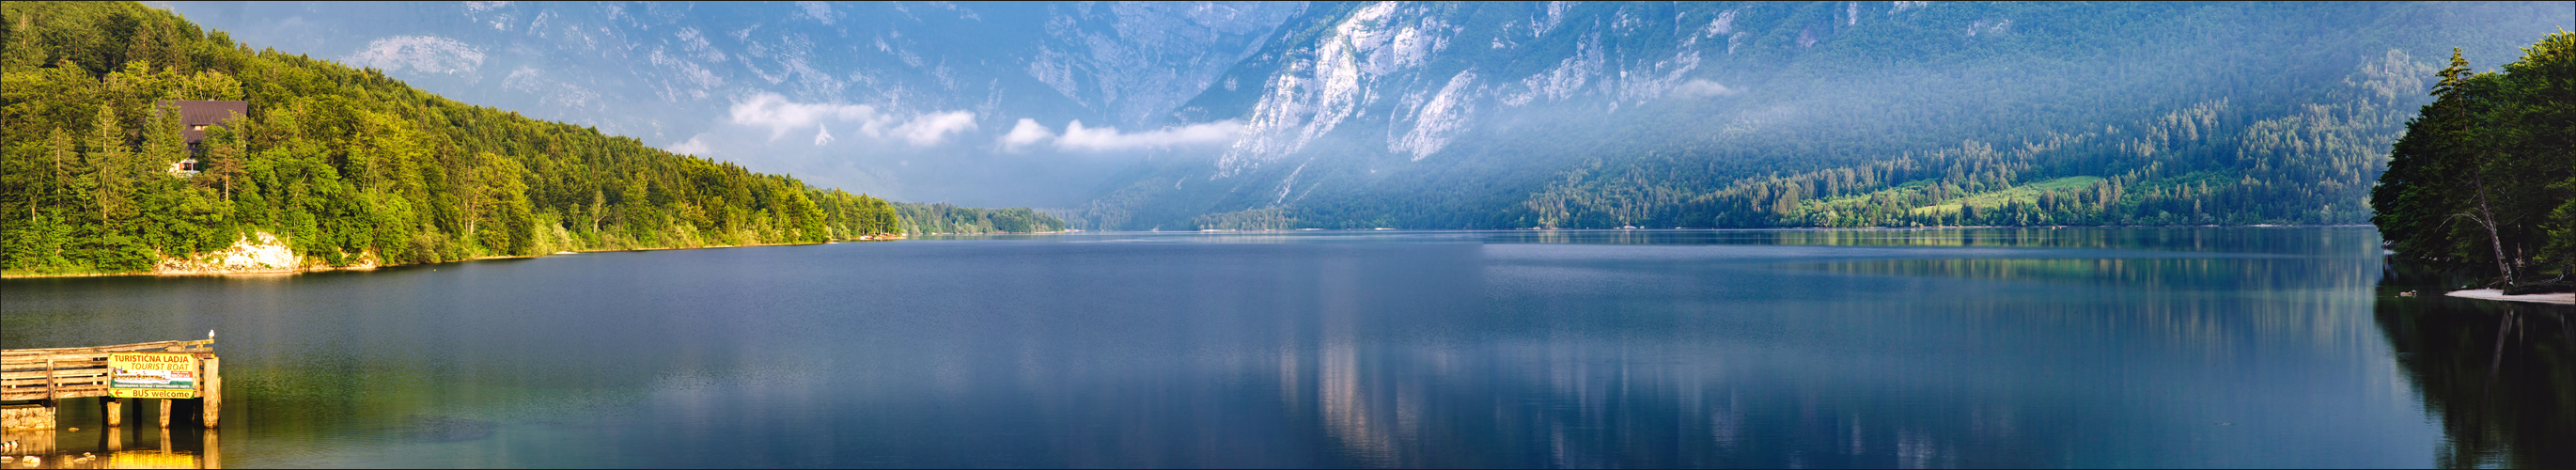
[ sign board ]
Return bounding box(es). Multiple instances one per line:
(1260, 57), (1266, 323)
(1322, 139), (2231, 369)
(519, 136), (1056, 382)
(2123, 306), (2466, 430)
(108, 352), (199, 399)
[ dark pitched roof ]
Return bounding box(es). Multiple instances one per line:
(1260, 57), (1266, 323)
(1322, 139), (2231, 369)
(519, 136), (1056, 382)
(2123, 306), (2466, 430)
(155, 101), (249, 144)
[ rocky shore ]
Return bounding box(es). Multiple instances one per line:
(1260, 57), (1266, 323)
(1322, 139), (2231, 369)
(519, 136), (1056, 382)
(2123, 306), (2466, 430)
(5, 231), (909, 278)
(2444, 289), (2576, 306)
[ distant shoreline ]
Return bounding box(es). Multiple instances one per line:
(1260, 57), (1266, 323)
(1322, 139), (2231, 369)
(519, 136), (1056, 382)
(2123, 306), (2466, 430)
(1174, 224), (2380, 232)
(0, 226), (2390, 279)
(0, 236), (907, 279)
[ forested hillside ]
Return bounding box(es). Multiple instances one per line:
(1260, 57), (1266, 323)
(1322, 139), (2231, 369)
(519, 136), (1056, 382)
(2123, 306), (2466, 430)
(1060, 2), (2570, 231)
(0, 2), (921, 274)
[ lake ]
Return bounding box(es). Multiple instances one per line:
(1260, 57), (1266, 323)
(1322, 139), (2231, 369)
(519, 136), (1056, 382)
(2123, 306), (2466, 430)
(2, 227), (2566, 468)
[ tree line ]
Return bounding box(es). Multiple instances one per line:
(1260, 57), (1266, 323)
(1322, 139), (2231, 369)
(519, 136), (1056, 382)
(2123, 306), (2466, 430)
(894, 203), (1066, 235)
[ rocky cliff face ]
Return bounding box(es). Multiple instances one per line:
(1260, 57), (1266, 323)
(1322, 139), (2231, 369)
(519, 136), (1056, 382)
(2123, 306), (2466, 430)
(1027, 2), (1305, 127)
(153, 232), (336, 274)
(1206, 2), (1719, 177)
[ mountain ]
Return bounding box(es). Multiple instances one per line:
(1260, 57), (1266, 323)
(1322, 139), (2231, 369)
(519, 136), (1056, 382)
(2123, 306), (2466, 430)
(1058, 1), (2573, 229)
(160, 1), (1306, 206)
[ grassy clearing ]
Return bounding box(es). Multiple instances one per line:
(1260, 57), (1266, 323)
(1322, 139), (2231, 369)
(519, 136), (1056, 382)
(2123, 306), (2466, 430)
(1910, 176), (2105, 214)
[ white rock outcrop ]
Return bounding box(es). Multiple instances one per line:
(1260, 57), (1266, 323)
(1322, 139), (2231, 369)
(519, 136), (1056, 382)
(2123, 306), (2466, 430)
(156, 232), (308, 274)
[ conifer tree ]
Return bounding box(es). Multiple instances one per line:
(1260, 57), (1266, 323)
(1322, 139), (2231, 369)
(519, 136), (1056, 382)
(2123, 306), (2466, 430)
(85, 105), (128, 222)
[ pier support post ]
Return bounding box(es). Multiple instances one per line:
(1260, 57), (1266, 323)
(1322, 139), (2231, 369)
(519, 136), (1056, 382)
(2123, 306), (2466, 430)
(202, 356), (221, 428)
(158, 399), (172, 429)
(105, 398), (122, 427)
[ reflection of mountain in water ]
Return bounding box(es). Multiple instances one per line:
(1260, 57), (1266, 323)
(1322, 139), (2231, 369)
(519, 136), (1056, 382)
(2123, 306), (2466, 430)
(2374, 266), (2574, 468)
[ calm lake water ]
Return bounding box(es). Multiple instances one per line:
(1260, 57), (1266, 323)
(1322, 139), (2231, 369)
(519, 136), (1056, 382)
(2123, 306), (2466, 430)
(2, 227), (2567, 468)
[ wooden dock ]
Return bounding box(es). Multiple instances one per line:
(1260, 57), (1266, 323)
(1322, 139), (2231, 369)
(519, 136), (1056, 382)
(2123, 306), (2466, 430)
(1, 339), (222, 430)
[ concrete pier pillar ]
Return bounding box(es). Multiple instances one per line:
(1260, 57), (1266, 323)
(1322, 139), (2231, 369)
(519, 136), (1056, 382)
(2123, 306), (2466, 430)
(202, 356), (222, 428)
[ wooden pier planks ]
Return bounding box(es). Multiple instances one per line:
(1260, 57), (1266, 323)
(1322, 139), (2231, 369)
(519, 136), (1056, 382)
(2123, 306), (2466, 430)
(0, 339), (220, 429)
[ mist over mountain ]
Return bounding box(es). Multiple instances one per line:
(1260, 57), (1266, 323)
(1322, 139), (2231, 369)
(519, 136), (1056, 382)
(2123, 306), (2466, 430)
(162, 1), (2570, 227)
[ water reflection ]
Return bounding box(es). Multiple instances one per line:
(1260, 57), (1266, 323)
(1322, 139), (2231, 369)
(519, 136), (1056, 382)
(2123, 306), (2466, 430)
(2373, 262), (2573, 468)
(0, 227), (2465, 467)
(1264, 235), (2401, 467)
(0, 423), (218, 469)
(1487, 227), (2382, 256)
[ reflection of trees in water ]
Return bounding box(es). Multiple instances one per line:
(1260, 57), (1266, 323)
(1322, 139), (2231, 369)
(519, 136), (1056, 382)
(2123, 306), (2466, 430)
(1494, 227), (2382, 256)
(2374, 265), (2573, 468)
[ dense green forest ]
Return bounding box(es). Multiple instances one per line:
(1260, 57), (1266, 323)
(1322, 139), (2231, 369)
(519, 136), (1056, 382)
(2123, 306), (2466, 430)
(893, 203), (1068, 235)
(0, 2), (945, 274)
(2372, 32), (2574, 286)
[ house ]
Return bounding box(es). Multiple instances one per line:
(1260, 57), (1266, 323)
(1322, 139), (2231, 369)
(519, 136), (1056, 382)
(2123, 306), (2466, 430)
(156, 101), (247, 176)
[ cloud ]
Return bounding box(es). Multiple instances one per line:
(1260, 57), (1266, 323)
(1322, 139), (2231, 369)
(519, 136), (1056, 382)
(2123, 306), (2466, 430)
(1024, 119), (1246, 152)
(890, 111), (977, 146)
(796, 1), (836, 24)
(999, 118), (1055, 152)
(347, 36), (485, 75)
(1671, 79), (1743, 98)
(724, 93), (976, 147)
(727, 92), (883, 140)
(665, 135), (712, 155)
(503, 67), (602, 110)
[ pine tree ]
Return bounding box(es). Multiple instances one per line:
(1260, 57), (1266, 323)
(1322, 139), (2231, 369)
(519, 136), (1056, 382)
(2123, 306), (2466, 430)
(85, 105), (128, 223)
(201, 117), (248, 199)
